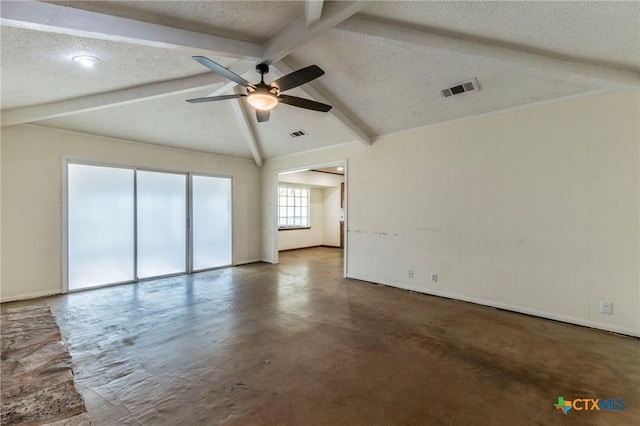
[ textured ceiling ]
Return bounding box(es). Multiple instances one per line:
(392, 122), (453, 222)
(362, 1), (640, 71)
(2, 0), (638, 163)
(289, 28), (595, 136)
(46, 0), (304, 43)
(35, 88), (254, 159)
(0, 26), (233, 110)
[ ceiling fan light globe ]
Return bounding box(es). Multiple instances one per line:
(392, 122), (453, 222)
(247, 92), (278, 111)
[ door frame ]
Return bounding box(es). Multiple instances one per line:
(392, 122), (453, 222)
(62, 156), (235, 293)
(271, 159), (348, 277)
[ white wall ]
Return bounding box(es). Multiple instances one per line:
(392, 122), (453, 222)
(1, 125), (262, 302)
(322, 187), (342, 247)
(262, 91), (640, 336)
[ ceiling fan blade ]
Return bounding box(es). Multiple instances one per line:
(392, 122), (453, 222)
(186, 94), (246, 103)
(256, 110), (270, 122)
(278, 94), (332, 112)
(192, 56), (256, 89)
(270, 65), (324, 92)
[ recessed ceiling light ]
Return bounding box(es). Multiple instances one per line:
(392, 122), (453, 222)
(72, 55), (100, 68)
(337, 166), (344, 171)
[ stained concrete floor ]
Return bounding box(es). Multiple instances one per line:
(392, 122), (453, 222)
(2, 247), (638, 425)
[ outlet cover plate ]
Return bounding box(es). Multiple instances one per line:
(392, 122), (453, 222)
(600, 301), (613, 314)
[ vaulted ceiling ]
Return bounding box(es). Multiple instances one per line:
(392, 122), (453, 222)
(2, 1), (639, 166)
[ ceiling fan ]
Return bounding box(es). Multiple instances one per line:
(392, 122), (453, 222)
(186, 56), (332, 122)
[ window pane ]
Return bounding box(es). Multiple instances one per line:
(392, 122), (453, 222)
(193, 175), (232, 270)
(68, 164), (134, 290)
(278, 185), (311, 229)
(137, 171), (186, 278)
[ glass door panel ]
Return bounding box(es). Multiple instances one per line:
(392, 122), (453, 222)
(192, 175), (232, 270)
(137, 171), (187, 279)
(68, 164), (135, 290)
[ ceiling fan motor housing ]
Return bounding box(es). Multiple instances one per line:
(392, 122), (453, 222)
(256, 63), (270, 75)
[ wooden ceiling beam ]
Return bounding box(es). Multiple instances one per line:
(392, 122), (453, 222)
(305, 0), (325, 27)
(1, 74), (227, 127)
(0, 1), (262, 59)
(230, 87), (264, 168)
(262, 1), (366, 64)
(273, 60), (371, 146)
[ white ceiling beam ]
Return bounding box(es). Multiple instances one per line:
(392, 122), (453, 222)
(305, 0), (324, 27)
(1, 0), (368, 145)
(205, 1), (363, 98)
(1, 74), (227, 126)
(273, 60), (371, 146)
(262, 1), (366, 64)
(338, 17), (640, 89)
(0, 0), (262, 59)
(230, 87), (263, 167)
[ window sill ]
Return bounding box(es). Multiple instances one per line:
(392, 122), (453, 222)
(278, 227), (311, 231)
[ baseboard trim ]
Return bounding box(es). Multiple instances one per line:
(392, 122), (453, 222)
(1, 289), (61, 304)
(346, 274), (640, 338)
(278, 245), (322, 252)
(234, 259), (263, 266)
(279, 245), (342, 253)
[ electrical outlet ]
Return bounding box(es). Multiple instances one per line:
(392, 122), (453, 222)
(431, 273), (438, 283)
(600, 301), (613, 315)
(408, 269), (414, 279)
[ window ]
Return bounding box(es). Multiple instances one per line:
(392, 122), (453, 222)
(278, 185), (310, 229)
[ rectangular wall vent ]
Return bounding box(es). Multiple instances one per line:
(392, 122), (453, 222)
(441, 78), (480, 98)
(289, 129), (308, 138)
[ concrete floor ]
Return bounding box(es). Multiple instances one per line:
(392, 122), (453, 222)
(2, 247), (638, 425)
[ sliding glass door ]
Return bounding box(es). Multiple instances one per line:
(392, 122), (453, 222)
(67, 163), (233, 291)
(192, 175), (232, 271)
(136, 171), (187, 278)
(68, 164), (135, 290)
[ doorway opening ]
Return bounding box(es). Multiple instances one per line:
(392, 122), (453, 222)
(273, 161), (347, 275)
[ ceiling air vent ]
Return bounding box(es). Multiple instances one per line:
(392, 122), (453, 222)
(441, 78), (480, 98)
(289, 129), (308, 138)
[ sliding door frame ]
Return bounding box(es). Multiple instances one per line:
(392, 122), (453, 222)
(135, 168), (189, 281)
(63, 159), (138, 293)
(189, 172), (235, 274)
(62, 157), (234, 293)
